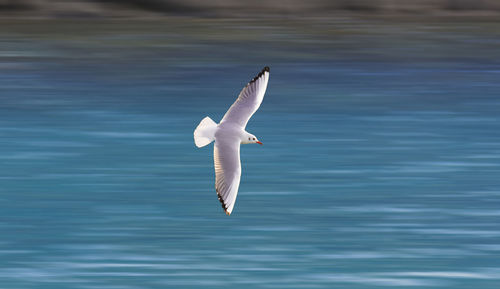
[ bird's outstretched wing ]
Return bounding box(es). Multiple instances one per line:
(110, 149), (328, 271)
(220, 67), (270, 129)
(214, 137), (241, 215)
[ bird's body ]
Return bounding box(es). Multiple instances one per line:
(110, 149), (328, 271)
(194, 67), (270, 215)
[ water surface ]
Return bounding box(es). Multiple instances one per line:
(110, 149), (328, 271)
(1, 18), (500, 288)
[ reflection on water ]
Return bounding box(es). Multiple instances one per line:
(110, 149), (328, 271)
(1, 18), (500, 288)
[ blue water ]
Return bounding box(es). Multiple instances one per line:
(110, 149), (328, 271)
(1, 19), (500, 288)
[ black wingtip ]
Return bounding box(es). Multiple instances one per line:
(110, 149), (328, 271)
(249, 67), (270, 84)
(216, 187), (229, 212)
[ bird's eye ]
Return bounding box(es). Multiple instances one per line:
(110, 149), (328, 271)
(253, 138), (255, 140)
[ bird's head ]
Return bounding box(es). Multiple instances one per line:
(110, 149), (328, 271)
(242, 133), (262, 145)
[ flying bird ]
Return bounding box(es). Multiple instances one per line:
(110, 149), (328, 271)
(194, 66), (270, 215)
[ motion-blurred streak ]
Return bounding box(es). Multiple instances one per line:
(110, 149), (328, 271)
(1, 0), (500, 17)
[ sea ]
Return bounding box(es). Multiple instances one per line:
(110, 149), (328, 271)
(1, 18), (499, 288)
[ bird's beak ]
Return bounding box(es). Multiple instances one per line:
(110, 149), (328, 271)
(256, 141), (263, 145)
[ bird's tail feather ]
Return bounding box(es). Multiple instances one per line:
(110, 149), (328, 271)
(194, 116), (217, 148)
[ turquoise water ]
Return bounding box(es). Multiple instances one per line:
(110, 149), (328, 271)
(1, 19), (500, 288)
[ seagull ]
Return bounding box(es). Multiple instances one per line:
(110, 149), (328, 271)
(194, 66), (270, 215)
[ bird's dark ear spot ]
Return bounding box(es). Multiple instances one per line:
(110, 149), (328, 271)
(248, 137), (251, 140)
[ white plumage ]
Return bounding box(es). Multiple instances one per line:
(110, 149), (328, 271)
(194, 67), (270, 215)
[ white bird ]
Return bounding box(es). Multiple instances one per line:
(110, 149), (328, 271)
(194, 67), (270, 215)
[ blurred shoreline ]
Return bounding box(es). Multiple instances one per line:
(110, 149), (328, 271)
(1, 0), (500, 20)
